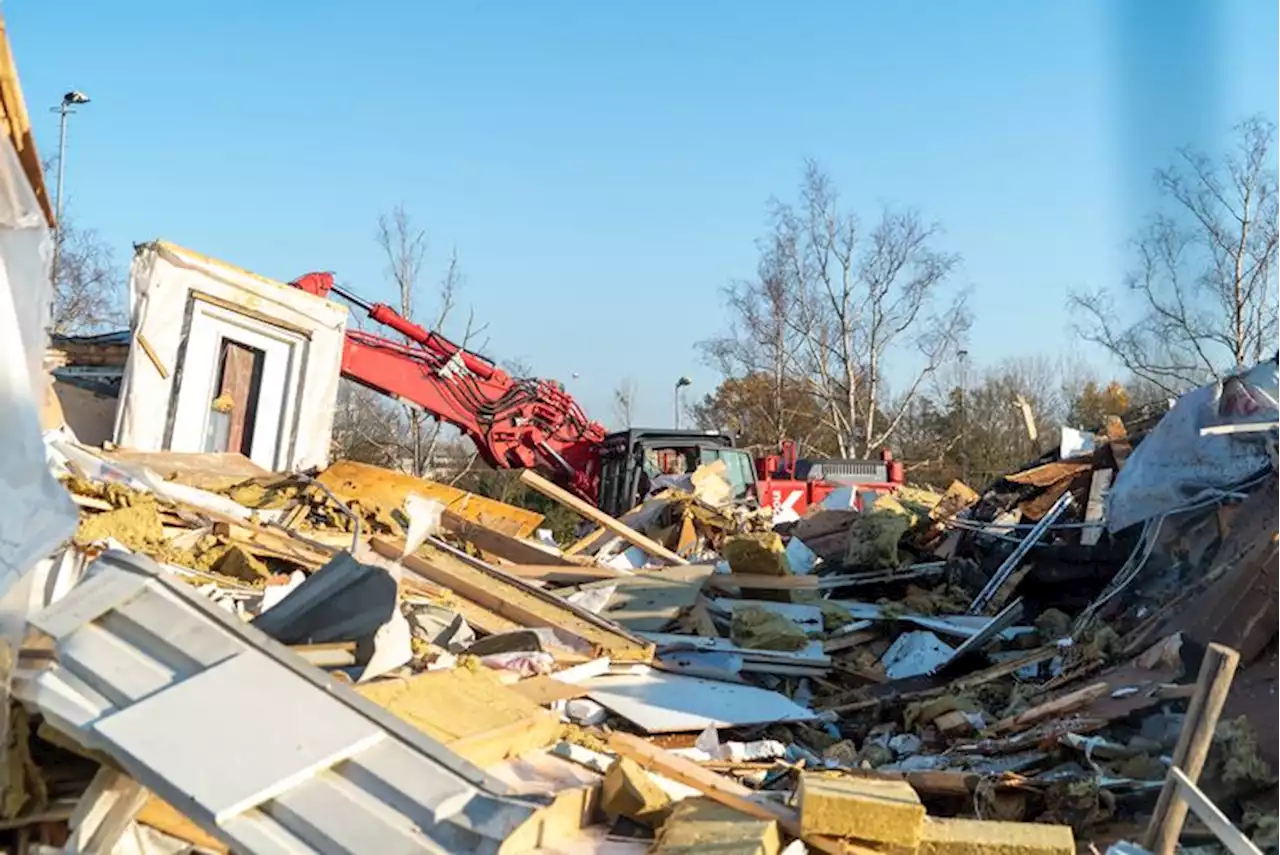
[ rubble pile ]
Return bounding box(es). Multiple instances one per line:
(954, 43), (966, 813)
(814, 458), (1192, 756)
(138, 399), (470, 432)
(0, 358), (1272, 855)
(0, 10), (1272, 851)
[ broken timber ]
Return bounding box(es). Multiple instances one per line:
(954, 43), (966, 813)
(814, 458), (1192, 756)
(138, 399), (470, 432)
(518, 471), (689, 565)
(372, 537), (654, 662)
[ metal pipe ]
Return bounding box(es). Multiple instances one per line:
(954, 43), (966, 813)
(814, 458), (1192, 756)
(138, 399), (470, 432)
(967, 491), (1073, 614)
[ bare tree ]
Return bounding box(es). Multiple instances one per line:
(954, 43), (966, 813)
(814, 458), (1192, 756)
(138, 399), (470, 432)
(330, 379), (405, 468)
(50, 215), (125, 335)
(370, 204), (483, 477)
(698, 247), (812, 450)
(1071, 115), (1279, 394)
(611, 377), (639, 429)
(771, 161), (969, 457)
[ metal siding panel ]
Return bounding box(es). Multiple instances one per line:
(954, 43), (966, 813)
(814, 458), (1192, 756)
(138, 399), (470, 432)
(26, 556), (538, 855)
(92, 652), (386, 825)
(58, 622), (179, 707)
(263, 772), (443, 854)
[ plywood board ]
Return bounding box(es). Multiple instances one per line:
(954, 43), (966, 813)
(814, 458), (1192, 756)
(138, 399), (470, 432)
(319, 460), (543, 538)
(92, 652), (385, 824)
(584, 670), (817, 733)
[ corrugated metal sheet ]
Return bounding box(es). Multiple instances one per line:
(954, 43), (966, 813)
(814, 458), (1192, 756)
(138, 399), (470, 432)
(18, 551), (544, 854)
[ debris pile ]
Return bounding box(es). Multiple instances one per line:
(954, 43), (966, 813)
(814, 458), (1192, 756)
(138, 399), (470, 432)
(6, 354), (1275, 853)
(0, 11), (1273, 851)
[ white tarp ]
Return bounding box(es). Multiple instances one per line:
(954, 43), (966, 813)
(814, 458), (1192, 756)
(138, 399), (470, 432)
(1106, 358), (1279, 532)
(114, 242), (348, 471)
(0, 136), (78, 589)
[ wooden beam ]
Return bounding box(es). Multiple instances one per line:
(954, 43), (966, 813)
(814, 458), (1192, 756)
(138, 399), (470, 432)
(491, 564), (624, 585)
(1080, 469), (1113, 547)
(518, 471), (688, 565)
(372, 537), (653, 662)
(991, 682), (1109, 733)
(441, 511), (569, 566)
(1168, 768), (1262, 855)
(1145, 643), (1241, 855)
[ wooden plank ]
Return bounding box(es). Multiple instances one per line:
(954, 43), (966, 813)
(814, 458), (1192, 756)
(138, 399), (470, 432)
(134, 332), (170, 379)
(441, 511), (570, 566)
(519, 471), (689, 565)
(214, 521), (335, 569)
(991, 682), (1109, 733)
(1005, 459), (1092, 487)
(65, 767), (150, 855)
(1169, 768), (1263, 855)
(1080, 468), (1113, 547)
(509, 675), (593, 706)
(318, 460), (543, 538)
(0, 16), (55, 225)
(564, 493), (670, 556)
(1146, 644), (1241, 855)
(706, 574), (820, 591)
(823, 630), (879, 654)
(607, 732), (795, 828)
(373, 538), (654, 662)
(493, 564), (625, 585)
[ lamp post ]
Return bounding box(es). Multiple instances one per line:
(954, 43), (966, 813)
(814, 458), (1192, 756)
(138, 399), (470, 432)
(51, 90), (90, 286)
(957, 350), (969, 484)
(674, 376), (692, 429)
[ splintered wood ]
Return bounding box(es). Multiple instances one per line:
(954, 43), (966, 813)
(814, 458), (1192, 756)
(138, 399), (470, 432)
(519, 470), (689, 565)
(372, 536), (654, 662)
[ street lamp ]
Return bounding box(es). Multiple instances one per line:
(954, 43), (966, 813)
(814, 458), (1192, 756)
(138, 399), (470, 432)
(956, 350), (969, 484)
(674, 376), (692, 429)
(51, 90), (90, 286)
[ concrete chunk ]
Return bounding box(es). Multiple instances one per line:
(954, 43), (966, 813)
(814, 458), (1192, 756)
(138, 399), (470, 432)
(919, 817), (1074, 855)
(651, 797), (780, 855)
(798, 773), (925, 846)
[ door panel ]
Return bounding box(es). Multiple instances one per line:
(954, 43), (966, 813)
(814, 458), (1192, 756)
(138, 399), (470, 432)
(171, 300), (304, 469)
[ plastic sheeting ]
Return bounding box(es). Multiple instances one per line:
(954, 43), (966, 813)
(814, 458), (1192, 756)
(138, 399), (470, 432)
(0, 134), (78, 591)
(0, 132), (79, 751)
(1106, 358), (1279, 533)
(115, 241), (348, 471)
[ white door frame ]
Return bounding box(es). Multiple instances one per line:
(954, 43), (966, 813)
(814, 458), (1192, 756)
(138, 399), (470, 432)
(170, 299), (306, 469)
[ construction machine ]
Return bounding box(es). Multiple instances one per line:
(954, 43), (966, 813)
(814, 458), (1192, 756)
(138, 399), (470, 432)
(290, 272), (761, 516)
(291, 273), (902, 517)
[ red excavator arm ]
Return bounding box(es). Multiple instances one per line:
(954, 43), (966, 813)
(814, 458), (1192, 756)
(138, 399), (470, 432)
(292, 272), (607, 500)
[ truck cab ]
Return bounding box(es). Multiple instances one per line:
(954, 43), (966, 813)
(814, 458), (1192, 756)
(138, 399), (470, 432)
(595, 428), (757, 517)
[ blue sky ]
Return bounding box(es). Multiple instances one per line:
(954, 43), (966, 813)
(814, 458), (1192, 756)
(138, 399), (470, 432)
(11, 1), (1278, 427)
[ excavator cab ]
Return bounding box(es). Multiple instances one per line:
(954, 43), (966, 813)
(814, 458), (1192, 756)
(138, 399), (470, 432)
(595, 429), (757, 517)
